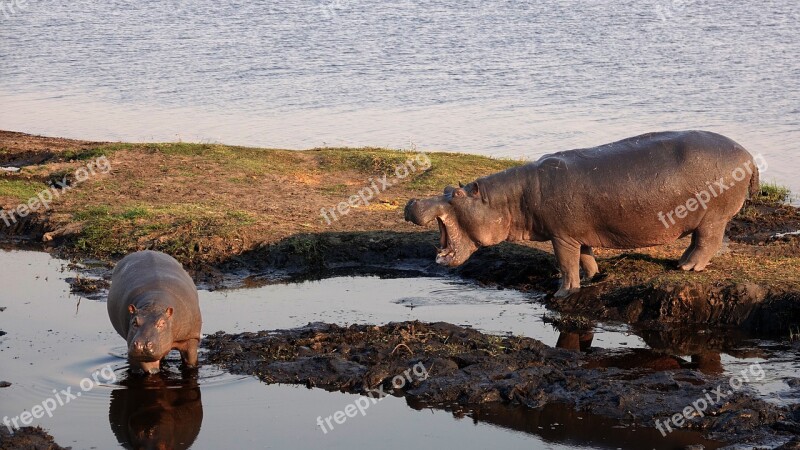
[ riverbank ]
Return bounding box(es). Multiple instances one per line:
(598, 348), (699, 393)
(2, 130), (798, 335)
(3, 130), (800, 448)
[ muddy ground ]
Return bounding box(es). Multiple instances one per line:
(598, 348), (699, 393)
(2, 131), (800, 448)
(204, 321), (800, 448)
(0, 426), (68, 450)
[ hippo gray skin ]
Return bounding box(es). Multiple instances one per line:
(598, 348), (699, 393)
(108, 250), (202, 374)
(405, 131), (760, 297)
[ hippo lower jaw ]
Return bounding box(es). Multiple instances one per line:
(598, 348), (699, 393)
(435, 218), (458, 265)
(130, 360), (162, 375)
(433, 216), (478, 267)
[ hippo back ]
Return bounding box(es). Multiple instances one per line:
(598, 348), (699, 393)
(107, 250), (201, 341)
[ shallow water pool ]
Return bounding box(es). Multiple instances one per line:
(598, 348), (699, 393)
(1, 249), (793, 449)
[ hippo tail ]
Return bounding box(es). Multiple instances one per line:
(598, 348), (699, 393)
(748, 159), (760, 200)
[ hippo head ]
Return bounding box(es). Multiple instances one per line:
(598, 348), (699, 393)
(127, 304), (174, 373)
(405, 181), (511, 266)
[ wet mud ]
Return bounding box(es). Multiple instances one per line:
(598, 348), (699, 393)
(203, 321), (800, 448)
(0, 426), (68, 450)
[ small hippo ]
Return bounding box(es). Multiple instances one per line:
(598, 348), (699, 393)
(405, 131), (760, 297)
(108, 250), (202, 374)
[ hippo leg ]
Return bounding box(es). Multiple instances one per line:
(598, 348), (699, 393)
(580, 245), (599, 279)
(178, 339), (199, 368)
(677, 232), (698, 268)
(677, 224), (725, 271)
(552, 238), (582, 297)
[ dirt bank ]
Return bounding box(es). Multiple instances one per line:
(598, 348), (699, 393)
(203, 320), (800, 447)
(2, 130), (799, 335)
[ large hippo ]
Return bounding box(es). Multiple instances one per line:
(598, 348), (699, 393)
(405, 131), (761, 297)
(108, 250), (202, 374)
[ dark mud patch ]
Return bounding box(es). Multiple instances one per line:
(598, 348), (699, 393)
(0, 150), (56, 168)
(65, 275), (109, 298)
(0, 212), (49, 243)
(0, 426), (68, 450)
(728, 200), (800, 245)
(204, 321), (799, 447)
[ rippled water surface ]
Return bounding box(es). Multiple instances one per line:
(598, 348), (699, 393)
(0, 1), (798, 195)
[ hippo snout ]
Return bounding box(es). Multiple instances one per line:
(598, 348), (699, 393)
(132, 340), (156, 357)
(405, 197), (448, 226)
(404, 199), (420, 223)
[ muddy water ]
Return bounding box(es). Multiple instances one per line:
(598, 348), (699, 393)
(0, 249), (795, 449)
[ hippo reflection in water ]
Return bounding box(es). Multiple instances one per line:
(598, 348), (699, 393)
(109, 374), (203, 450)
(405, 131), (761, 297)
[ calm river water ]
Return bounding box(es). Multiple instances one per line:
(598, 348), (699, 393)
(0, 1), (797, 194)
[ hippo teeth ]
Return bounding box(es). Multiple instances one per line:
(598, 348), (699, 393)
(435, 217), (457, 264)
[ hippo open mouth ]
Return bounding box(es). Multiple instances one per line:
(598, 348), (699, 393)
(405, 195), (479, 267)
(435, 217), (456, 265)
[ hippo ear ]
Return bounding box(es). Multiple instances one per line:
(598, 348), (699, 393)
(458, 181), (464, 188)
(470, 182), (484, 200)
(453, 188), (466, 198)
(164, 307), (173, 319)
(128, 304), (137, 315)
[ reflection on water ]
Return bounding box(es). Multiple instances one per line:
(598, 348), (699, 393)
(0, 249), (796, 449)
(110, 374), (203, 450)
(427, 402), (723, 450)
(557, 330), (724, 374)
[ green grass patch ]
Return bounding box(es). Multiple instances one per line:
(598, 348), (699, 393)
(758, 182), (791, 203)
(0, 179), (46, 202)
(120, 206), (150, 220)
(318, 183), (349, 195)
(311, 147), (523, 193)
(72, 203), (256, 260)
(313, 148), (417, 174)
(144, 142), (305, 176)
(407, 152), (524, 192)
(73, 206), (129, 256)
(62, 145), (114, 161)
